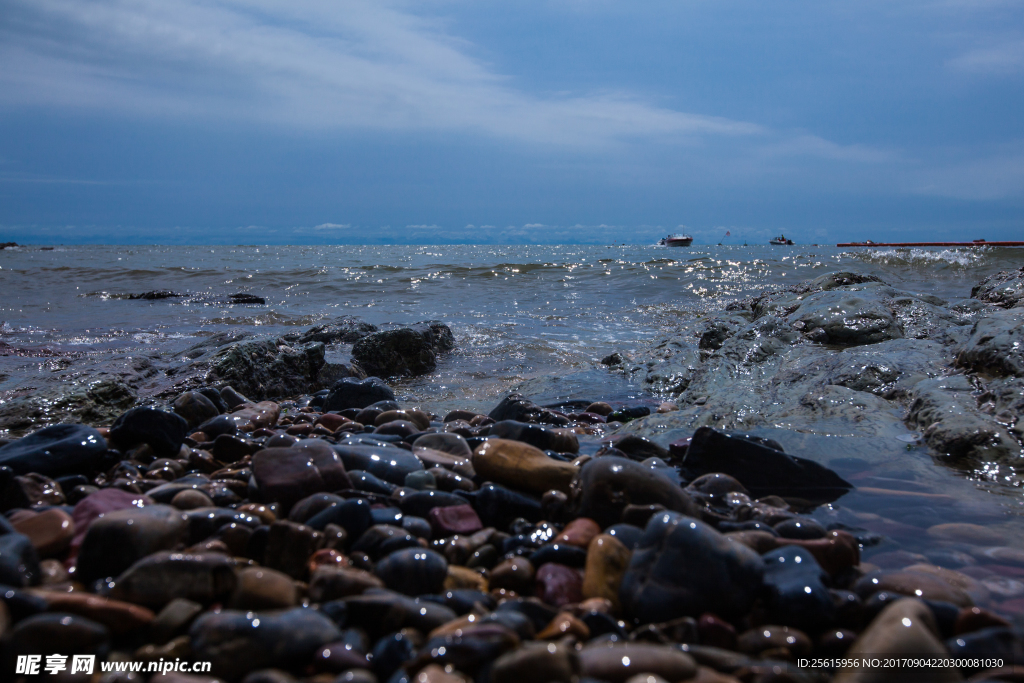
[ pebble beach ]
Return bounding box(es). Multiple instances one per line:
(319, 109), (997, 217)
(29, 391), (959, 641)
(1, 244), (1024, 682)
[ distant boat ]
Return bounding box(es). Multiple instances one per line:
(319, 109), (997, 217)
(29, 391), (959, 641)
(659, 234), (693, 247)
(770, 235), (794, 245)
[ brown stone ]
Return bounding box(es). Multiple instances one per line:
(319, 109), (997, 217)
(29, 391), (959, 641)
(835, 598), (961, 682)
(229, 566), (298, 610)
(558, 517), (602, 548)
(13, 508), (74, 558)
(237, 503), (277, 525)
(725, 530), (780, 555)
(955, 606), (1010, 635)
(490, 556), (536, 593)
(472, 439), (577, 494)
(579, 642), (697, 683)
(491, 641), (579, 683)
(736, 625), (811, 659)
(308, 566), (384, 602)
(413, 664), (470, 683)
(582, 534), (631, 613)
(855, 570), (974, 608)
(778, 530), (861, 576)
(537, 612), (590, 640)
(444, 565), (488, 592)
(171, 489), (214, 510)
(902, 564), (990, 605)
(39, 592), (155, 634)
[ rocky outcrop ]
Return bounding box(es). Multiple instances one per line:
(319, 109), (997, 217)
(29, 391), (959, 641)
(351, 322), (455, 377)
(971, 266), (1024, 308)
(207, 339), (327, 400)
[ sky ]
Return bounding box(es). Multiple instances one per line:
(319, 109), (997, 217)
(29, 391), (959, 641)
(0, 0), (1022, 245)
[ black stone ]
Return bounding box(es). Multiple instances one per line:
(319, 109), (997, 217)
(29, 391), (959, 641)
(682, 427), (853, 504)
(323, 377), (397, 412)
(109, 406), (189, 459)
(0, 424), (107, 477)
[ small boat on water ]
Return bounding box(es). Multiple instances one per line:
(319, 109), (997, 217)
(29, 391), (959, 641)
(770, 235), (794, 245)
(659, 234), (693, 247)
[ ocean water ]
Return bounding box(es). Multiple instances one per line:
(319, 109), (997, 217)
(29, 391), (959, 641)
(0, 243), (1009, 407)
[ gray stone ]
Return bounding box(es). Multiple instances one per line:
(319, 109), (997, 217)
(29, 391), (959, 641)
(207, 340), (327, 400)
(351, 322), (454, 378)
(971, 266), (1024, 309)
(956, 308), (1024, 378)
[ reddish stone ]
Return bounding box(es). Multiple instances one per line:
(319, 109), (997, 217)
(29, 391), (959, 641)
(285, 423), (313, 436)
(955, 606), (1011, 635)
(557, 518), (602, 548)
(14, 508), (75, 558)
(308, 548), (350, 575)
(70, 488), (153, 558)
(316, 413), (350, 431)
(313, 640), (370, 673)
(535, 563), (583, 608)
(698, 613), (737, 650)
(429, 504), (483, 537)
(778, 530), (859, 576)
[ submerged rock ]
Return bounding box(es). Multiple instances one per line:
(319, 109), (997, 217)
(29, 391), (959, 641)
(682, 427), (853, 505)
(0, 424), (107, 477)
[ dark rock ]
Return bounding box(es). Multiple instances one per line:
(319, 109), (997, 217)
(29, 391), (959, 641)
(76, 504), (188, 583)
(289, 493), (345, 524)
(956, 308), (1024, 378)
(208, 340), (325, 400)
(264, 520), (323, 579)
(578, 641), (696, 683)
(600, 434), (667, 461)
(530, 543), (588, 569)
(397, 490), (470, 518)
(412, 623), (520, 680)
(0, 424), (107, 477)
(570, 456), (701, 528)
(290, 317), (378, 345)
(374, 547), (448, 596)
(774, 518), (828, 540)
(0, 472), (65, 511)
(971, 266), (1024, 308)
(351, 322), (454, 378)
(762, 545), (836, 632)
(333, 444), (423, 485)
(0, 532), (41, 586)
(128, 290), (183, 300)
(197, 387), (229, 413)
(110, 406), (189, 459)
(343, 589), (457, 639)
(491, 641), (579, 683)
(323, 377), (397, 412)
(348, 470), (396, 495)
(305, 498), (373, 538)
(190, 607), (342, 681)
(228, 293), (266, 304)
(620, 511), (765, 623)
(429, 504), (482, 537)
(197, 414), (238, 439)
(682, 427), (853, 505)
(473, 483), (543, 528)
(605, 523), (644, 549)
(488, 393), (570, 426)
(111, 551), (238, 608)
(172, 391), (221, 430)
(789, 289), (903, 345)
(351, 524), (421, 560)
(946, 626), (1024, 673)
(7, 612), (109, 657)
(535, 562), (583, 607)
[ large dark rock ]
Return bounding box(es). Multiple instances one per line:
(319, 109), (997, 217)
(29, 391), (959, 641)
(971, 266), (1024, 308)
(488, 393), (570, 426)
(620, 511), (764, 623)
(351, 322), (455, 377)
(285, 317), (379, 345)
(789, 289), (903, 345)
(956, 308), (1024, 378)
(0, 531), (41, 587)
(109, 406), (189, 458)
(190, 607), (342, 681)
(0, 424), (107, 477)
(681, 427), (853, 505)
(7, 613), (110, 657)
(172, 391), (221, 429)
(110, 551), (238, 608)
(208, 339), (327, 400)
(570, 456), (700, 528)
(322, 377), (396, 412)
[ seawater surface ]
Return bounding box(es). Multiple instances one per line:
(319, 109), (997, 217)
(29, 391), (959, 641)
(0, 243), (1009, 408)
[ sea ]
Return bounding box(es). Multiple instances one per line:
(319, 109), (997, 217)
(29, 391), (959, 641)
(3, 244), (1024, 549)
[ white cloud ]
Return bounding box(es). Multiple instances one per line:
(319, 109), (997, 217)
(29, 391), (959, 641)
(0, 0), (761, 147)
(312, 223), (352, 230)
(949, 37), (1024, 74)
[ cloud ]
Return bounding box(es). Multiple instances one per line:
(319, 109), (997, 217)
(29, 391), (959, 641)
(948, 37), (1024, 74)
(0, 0), (761, 148)
(312, 223), (352, 231)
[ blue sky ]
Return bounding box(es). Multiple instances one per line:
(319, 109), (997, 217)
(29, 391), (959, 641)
(1, 0), (1022, 244)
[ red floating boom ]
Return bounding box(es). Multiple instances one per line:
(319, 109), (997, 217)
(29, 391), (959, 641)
(837, 241), (1024, 247)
